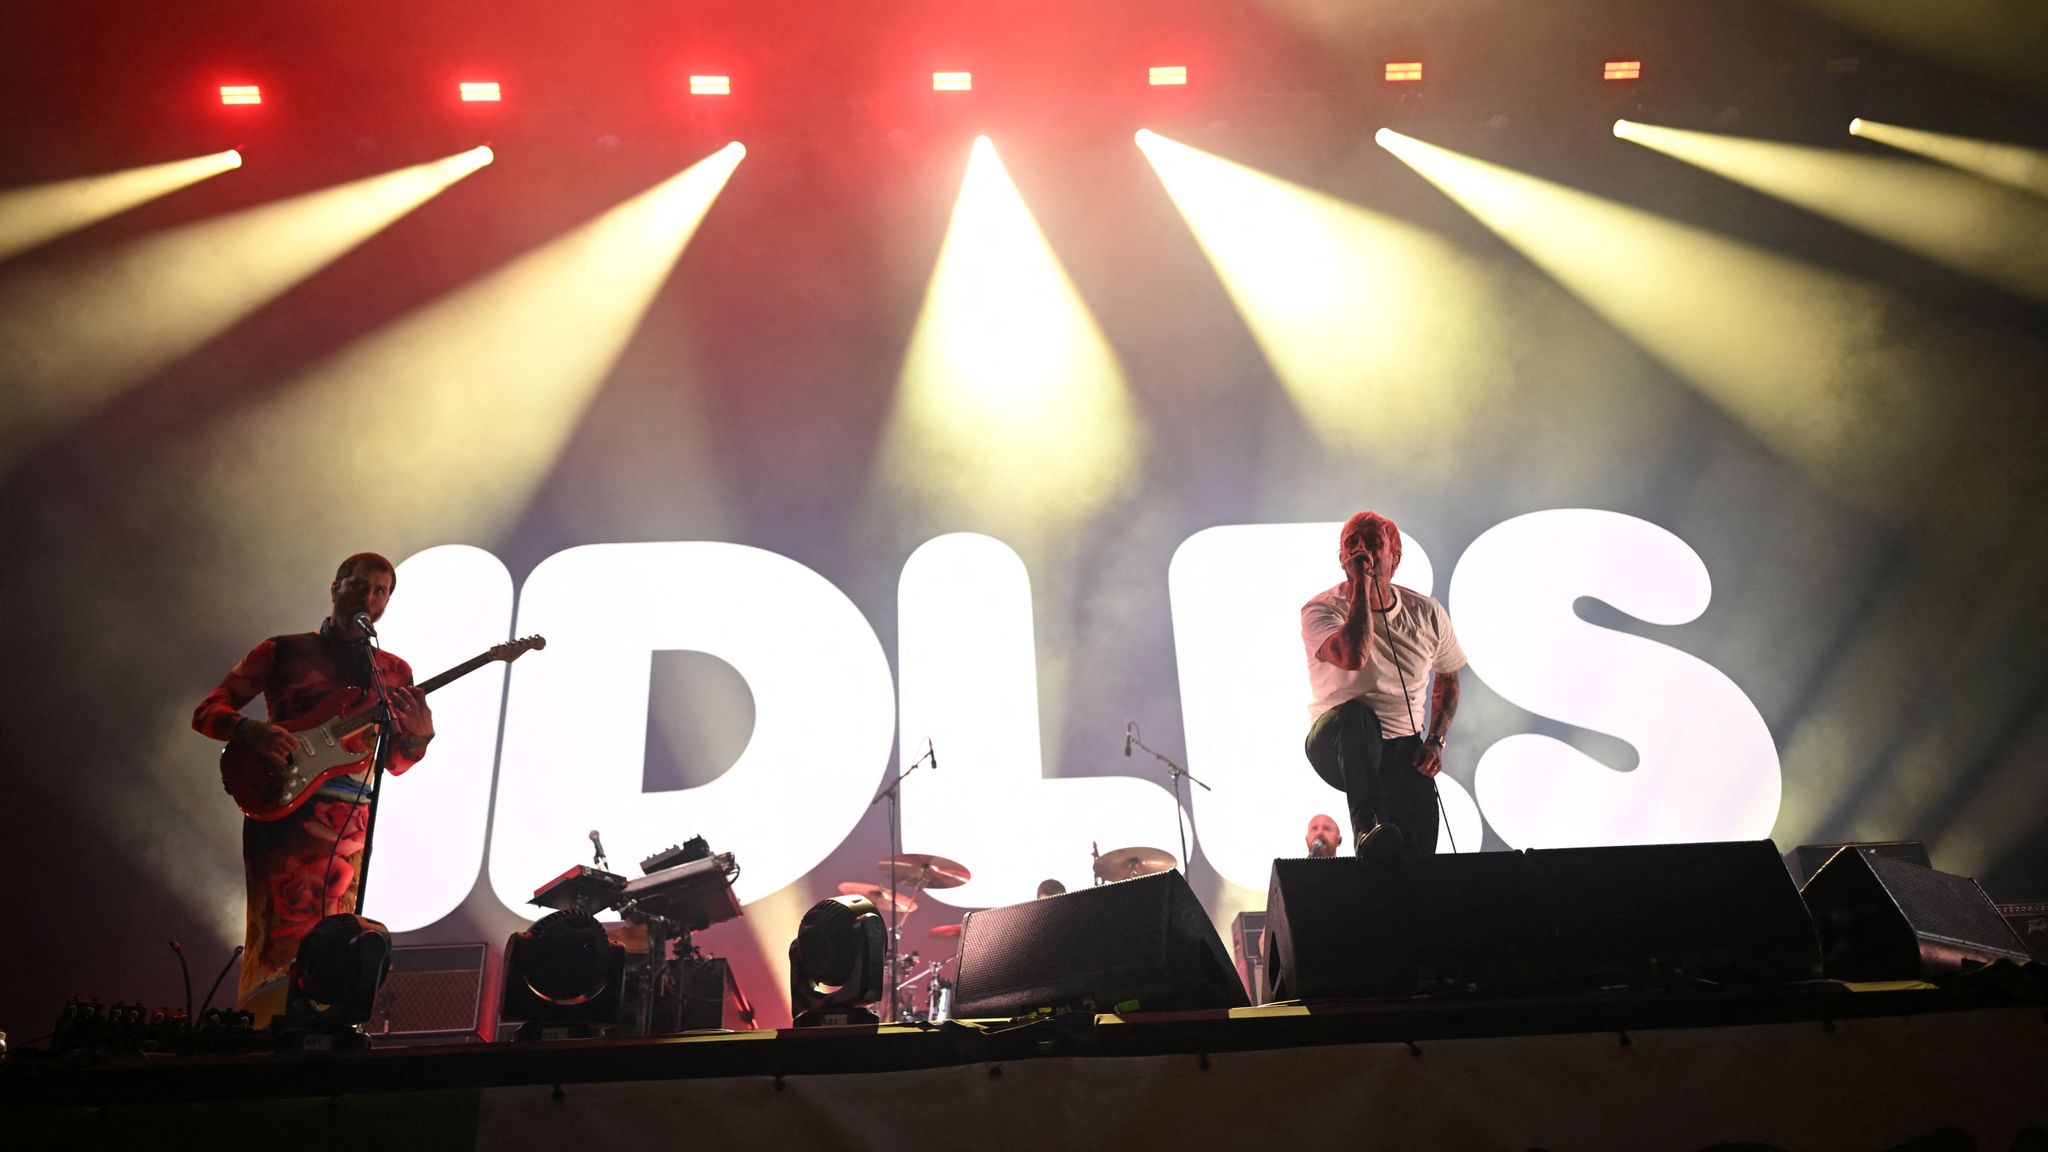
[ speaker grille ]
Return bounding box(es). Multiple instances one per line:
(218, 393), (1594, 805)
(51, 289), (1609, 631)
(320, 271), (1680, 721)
(952, 871), (1245, 1017)
(1864, 854), (2026, 954)
(368, 943), (487, 1038)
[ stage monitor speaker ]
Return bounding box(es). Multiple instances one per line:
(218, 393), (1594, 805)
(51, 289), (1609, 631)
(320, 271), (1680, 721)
(951, 870), (1248, 1017)
(1533, 840), (1822, 988)
(1264, 852), (1552, 1000)
(367, 942), (488, 1043)
(1785, 839), (1929, 888)
(1800, 848), (2032, 981)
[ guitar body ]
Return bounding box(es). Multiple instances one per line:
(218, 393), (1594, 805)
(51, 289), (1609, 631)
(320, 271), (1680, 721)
(215, 633), (545, 822)
(219, 688), (379, 821)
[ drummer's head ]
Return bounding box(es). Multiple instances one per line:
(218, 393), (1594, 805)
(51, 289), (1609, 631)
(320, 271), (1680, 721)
(1306, 813), (1342, 858)
(1035, 879), (1066, 899)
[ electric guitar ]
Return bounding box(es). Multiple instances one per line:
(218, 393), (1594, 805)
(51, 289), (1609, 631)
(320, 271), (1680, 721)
(219, 634), (546, 821)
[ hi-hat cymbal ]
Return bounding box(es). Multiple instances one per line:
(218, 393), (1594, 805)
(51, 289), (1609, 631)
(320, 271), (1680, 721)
(877, 854), (972, 890)
(836, 882), (918, 914)
(1092, 846), (1177, 882)
(929, 923), (963, 938)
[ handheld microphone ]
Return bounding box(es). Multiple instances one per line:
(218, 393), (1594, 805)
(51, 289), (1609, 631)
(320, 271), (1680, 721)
(927, 737), (938, 772)
(1123, 722), (1134, 757)
(1309, 835), (1332, 858)
(589, 829), (607, 868)
(351, 611), (378, 638)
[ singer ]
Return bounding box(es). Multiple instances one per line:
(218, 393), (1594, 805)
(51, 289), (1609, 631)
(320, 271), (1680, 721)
(191, 552), (434, 1024)
(1300, 511), (1465, 859)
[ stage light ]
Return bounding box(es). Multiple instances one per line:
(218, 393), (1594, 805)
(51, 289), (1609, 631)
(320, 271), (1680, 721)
(460, 81), (501, 102)
(1849, 118), (2048, 199)
(0, 145), (491, 474)
(789, 896), (885, 1027)
(1377, 125), (1968, 529)
(1136, 129), (1511, 453)
(1617, 118), (2048, 305)
(1385, 62), (1423, 82)
(1149, 66), (1188, 86)
(1604, 60), (1642, 80)
(690, 75), (730, 96)
(933, 71), (972, 92)
(219, 85), (261, 105)
(500, 912), (628, 1036)
(283, 913), (392, 1038)
(876, 136), (1137, 535)
(0, 149), (242, 264)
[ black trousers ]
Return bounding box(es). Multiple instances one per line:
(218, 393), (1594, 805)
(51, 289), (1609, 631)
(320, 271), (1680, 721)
(1304, 698), (1438, 856)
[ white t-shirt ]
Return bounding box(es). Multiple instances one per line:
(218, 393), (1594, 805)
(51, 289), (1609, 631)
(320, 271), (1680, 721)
(1301, 582), (1467, 734)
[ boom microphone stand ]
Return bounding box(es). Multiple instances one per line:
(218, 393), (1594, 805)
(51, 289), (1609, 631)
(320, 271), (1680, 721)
(1123, 722), (1209, 876)
(869, 738), (936, 1022)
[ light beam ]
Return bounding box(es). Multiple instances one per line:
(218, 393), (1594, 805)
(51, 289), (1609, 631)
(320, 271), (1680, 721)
(879, 137), (1137, 536)
(0, 146), (492, 475)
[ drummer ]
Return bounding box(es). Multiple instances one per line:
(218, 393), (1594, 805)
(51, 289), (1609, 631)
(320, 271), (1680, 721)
(1035, 879), (1066, 899)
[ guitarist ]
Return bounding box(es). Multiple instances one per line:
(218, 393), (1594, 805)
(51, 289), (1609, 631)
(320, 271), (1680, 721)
(192, 552), (434, 1025)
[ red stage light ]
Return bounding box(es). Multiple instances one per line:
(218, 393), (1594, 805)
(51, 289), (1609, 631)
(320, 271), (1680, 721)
(689, 75), (731, 96)
(1604, 60), (1643, 80)
(1149, 66), (1188, 87)
(1385, 62), (1423, 83)
(932, 72), (972, 92)
(459, 81), (502, 103)
(220, 85), (261, 106)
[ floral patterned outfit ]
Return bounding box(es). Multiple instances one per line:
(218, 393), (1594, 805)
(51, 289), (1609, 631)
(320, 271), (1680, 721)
(193, 623), (428, 1022)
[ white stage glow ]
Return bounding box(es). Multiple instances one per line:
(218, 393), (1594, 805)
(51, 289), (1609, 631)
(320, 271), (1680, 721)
(1452, 509), (1780, 847)
(488, 543), (896, 915)
(898, 533), (1183, 906)
(362, 545), (514, 932)
(1170, 523), (1483, 892)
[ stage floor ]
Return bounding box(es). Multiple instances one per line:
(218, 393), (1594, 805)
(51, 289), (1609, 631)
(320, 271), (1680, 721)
(7, 977), (2047, 1151)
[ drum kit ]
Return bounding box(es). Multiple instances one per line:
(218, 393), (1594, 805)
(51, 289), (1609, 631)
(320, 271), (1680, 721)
(837, 844), (1179, 1023)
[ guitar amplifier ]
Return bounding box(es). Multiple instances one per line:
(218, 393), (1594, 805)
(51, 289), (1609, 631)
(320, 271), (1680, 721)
(367, 943), (489, 1044)
(1997, 901), (2048, 962)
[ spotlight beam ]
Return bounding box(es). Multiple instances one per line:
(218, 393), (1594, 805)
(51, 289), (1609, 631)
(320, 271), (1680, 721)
(0, 150), (242, 263)
(176, 143), (745, 585)
(1376, 127), (1950, 516)
(0, 146), (492, 476)
(1851, 118), (2048, 200)
(878, 137), (1136, 537)
(1135, 128), (1510, 454)
(1617, 119), (2048, 306)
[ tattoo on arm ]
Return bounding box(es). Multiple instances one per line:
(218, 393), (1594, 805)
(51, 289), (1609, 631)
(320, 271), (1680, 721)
(1428, 669), (1461, 742)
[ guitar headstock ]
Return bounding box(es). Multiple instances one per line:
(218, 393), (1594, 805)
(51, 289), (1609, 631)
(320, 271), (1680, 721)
(490, 635), (547, 663)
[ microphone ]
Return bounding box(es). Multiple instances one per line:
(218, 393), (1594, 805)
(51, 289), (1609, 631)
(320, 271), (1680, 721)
(1309, 835), (1332, 859)
(927, 737), (938, 772)
(1123, 722), (1134, 757)
(589, 829), (607, 868)
(351, 611), (378, 638)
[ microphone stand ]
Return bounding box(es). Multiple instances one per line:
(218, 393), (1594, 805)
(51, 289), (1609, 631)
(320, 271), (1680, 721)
(1126, 723), (1210, 878)
(869, 739), (936, 1023)
(351, 630), (400, 920)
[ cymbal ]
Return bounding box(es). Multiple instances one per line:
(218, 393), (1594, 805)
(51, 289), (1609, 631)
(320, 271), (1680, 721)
(929, 923), (963, 938)
(1093, 846), (1177, 882)
(877, 853), (971, 890)
(836, 882), (919, 914)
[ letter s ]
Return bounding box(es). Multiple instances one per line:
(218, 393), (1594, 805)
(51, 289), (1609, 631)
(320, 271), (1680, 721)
(1451, 509), (1780, 848)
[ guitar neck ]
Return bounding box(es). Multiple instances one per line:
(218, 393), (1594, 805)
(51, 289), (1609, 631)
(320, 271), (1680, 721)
(417, 651), (496, 695)
(336, 650), (498, 732)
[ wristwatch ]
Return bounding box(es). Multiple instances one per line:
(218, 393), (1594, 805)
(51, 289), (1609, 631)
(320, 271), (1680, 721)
(1428, 732), (1447, 748)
